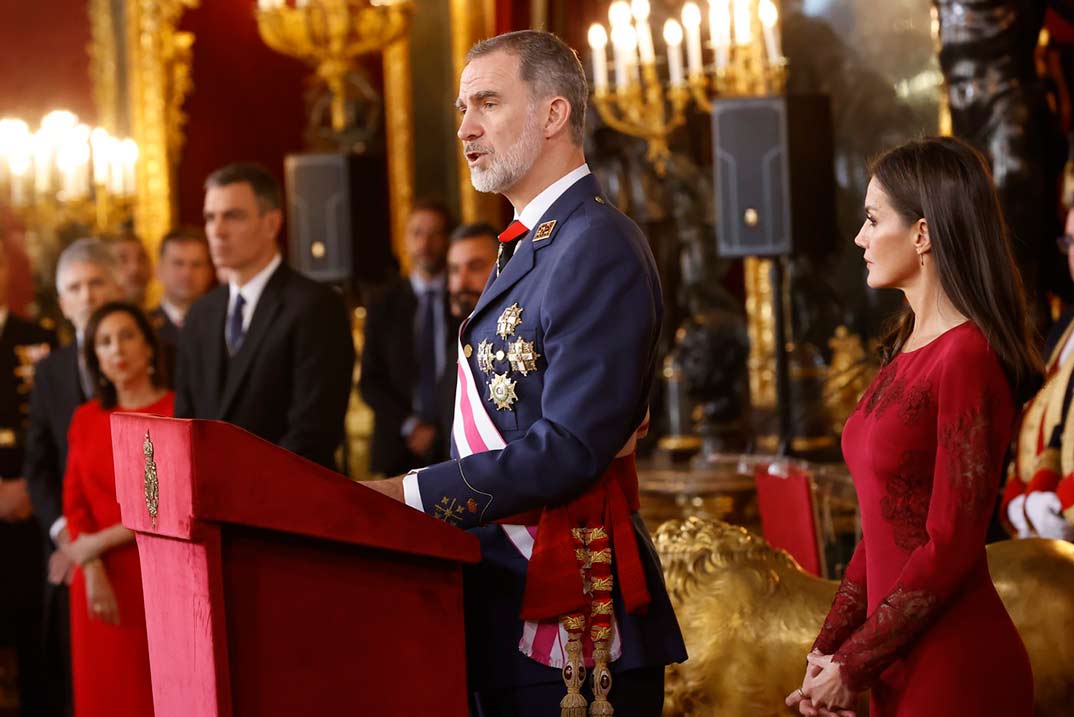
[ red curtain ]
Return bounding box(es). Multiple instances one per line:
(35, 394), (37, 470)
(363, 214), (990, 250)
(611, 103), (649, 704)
(175, 0), (309, 228)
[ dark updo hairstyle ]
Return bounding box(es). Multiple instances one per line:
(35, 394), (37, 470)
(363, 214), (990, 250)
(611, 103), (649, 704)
(871, 136), (1043, 400)
(83, 301), (166, 409)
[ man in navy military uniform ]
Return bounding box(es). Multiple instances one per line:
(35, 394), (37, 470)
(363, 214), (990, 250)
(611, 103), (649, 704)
(367, 30), (686, 716)
(0, 238), (56, 715)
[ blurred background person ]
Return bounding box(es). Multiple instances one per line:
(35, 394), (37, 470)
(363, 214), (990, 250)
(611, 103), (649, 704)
(361, 199), (456, 476)
(176, 163), (354, 471)
(0, 238), (55, 715)
(25, 238), (121, 716)
(63, 301), (171, 717)
(107, 234), (151, 308)
(446, 222), (498, 320)
(437, 223), (499, 453)
(149, 227), (215, 383)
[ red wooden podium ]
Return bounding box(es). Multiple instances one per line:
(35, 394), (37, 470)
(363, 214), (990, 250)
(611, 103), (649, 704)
(110, 414), (480, 716)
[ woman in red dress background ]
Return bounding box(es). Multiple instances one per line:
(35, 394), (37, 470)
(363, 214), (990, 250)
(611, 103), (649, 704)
(62, 302), (173, 716)
(787, 137), (1040, 716)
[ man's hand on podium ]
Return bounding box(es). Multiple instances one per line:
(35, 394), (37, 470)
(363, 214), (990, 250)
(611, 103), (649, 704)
(365, 475), (405, 502)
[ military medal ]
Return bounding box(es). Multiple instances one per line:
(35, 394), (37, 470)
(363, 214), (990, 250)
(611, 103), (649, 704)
(477, 339), (496, 374)
(487, 372), (519, 411)
(507, 337), (540, 376)
(496, 303), (524, 339)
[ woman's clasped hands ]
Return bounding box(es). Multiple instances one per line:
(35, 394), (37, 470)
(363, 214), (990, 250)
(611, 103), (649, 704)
(785, 650), (860, 717)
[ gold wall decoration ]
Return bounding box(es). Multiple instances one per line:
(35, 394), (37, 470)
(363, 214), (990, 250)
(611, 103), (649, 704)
(450, 0), (503, 225)
(88, 0), (120, 135)
(384, 38), (414, 274)
(126, 0), (199, 258)
(254, 0), (416, 273)
(743, 256), (776, 409)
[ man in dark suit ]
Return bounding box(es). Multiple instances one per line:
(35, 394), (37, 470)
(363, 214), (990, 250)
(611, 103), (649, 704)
(438, 223), (499, 451)
(24, 237), (121, 716)
(148, 227), (215, 383)
(175, 163), (354, 472)
(0, 238), (56, 715)
(366, 31), (685, 716)
(360, 199), (457, 476)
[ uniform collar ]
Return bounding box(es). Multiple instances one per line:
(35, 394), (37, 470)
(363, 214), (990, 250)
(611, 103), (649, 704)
(515, 164), (591, 230)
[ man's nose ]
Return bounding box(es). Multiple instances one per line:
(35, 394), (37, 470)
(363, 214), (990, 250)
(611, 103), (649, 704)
(458, 112), (480, 141)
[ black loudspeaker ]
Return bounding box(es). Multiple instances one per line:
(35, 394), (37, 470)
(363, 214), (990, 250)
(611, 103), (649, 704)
(284, 152), (393, 284)
(712, 94), (835, 258)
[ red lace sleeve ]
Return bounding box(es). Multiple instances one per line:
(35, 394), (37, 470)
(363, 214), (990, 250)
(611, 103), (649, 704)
(812, 541), (867, 654)
(832, 343), (1013, 693)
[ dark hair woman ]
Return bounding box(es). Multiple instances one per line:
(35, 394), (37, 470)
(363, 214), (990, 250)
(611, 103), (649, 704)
(787, 136), (1038, 717)
(63, 301), (173, 716)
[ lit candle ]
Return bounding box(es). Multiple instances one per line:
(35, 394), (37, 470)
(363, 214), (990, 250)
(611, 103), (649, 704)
(611, 25), (629, 92)
(108, 148), (124, 196)
(119, 139), (138, 197)
(758, 0), (782, 64)
(8, 152), (29, 206)
(711, 0), (732, 70)
(682, 2), (703, 77)
(663, 20), (685, 87)
(90, 128), (111, 186)
(32, 132), (52, 197)
(608, 1), (632, 27)
(618, 25), (640, 87)
(733, 0), (753, 46)
(0, 118), (29, 196)
(588, 24), (610, 92)
(631, 0), (655, 66)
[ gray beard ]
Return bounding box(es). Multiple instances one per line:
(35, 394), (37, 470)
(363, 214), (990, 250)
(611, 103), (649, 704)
(469, 115), (543, 194)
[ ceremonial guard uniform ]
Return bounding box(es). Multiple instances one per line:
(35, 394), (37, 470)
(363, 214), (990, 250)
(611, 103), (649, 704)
(1004, 312), (1074, 537)
(0, 311), (54, 713)
(404, 167), (686, 714)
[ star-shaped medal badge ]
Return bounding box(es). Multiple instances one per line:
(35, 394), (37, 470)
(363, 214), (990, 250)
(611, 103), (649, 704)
(477, 339), (496, 374)
(507, 337), (541, 376)
(496, 303), (524, 340)
(487, 372), (519, 411)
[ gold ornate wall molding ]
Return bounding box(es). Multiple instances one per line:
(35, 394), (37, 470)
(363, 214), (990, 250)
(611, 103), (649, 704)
(88, 0), (120, 134)
(125, 0), (198, 256)
(450, 0), (502, 225)
(384, 38), (414, 275)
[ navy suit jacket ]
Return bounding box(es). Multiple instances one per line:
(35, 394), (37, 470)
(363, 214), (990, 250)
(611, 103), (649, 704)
(413, 173), (686, 690)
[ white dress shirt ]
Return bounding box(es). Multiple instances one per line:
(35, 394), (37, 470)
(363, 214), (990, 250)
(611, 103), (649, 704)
(226, 253), (282, 341)
(159, 298), (186, 328)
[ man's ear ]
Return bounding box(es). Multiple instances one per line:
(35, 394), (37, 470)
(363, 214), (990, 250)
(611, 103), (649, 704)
(544, 97), (572, 139)
(264, 208), (284, 239)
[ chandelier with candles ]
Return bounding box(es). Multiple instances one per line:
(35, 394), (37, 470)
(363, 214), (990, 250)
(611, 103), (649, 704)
(0, 110), (138, 231)
(588, 0), (786, 173)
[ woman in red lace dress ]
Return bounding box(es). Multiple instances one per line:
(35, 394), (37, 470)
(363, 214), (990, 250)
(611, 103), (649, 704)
(787, 137), (1040, 716)
(62, 302), (173, 716)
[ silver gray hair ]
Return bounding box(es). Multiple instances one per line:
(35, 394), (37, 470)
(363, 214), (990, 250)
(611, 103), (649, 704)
(55, 237), (118, 285)
(467, 30), (588, 146)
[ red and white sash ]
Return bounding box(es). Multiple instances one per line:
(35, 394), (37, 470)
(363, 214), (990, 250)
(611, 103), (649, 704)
(452, 336), (634, 668)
